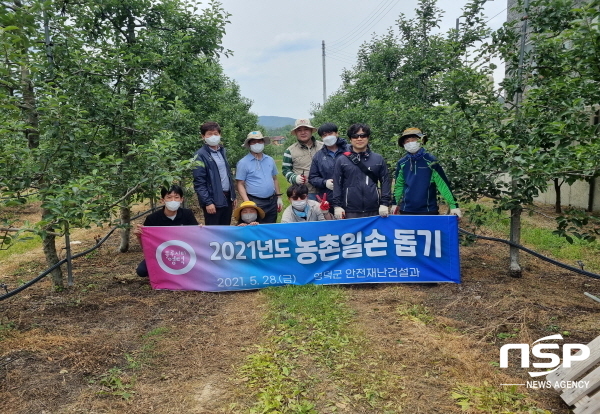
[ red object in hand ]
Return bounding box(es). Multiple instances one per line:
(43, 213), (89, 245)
(316, 194), (330, 211)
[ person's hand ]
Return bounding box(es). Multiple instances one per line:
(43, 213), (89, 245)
(334, 207), (345, 220)
(295, 174), (306, 184)
(391, 205), (399, 215)
(379, 205), (389, 217)
(450, 208), (462, 219)
(232, 199), (238, 209)
(277, 196), (283, 212)
(325, 179), (334, 190)
(206, 203), (216, 214)
(238, 223), (248, 227)
(133, 224), (143, 238)
(316, 194), (330, 211)
(249, 222), (259, 226)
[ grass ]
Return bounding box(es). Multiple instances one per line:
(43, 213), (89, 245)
(463, 201), (600, 273)
(0, 235), (42, 262)
(235, 285), (402, 413)
(452, 382), (551, 413)
(275, 158), (291, 223)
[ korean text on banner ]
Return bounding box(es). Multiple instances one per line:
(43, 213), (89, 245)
(141, 215), (460, 292)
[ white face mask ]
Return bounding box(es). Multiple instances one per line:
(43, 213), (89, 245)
(250, 143), (264, 153)
(404, 141), (421, 154)
(241, 212), (257, 223)
(205, 135), (221, 146)
(322, 135), (337, 146)
(292, 200), (307, 211)
(165, 201), (181, 211)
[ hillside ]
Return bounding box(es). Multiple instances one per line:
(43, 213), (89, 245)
(258, 115), (295, 129)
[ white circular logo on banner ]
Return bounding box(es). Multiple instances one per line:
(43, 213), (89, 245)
(155, 240), (196, 275)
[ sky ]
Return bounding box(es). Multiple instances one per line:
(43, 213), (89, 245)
(217, 0), (508, 119)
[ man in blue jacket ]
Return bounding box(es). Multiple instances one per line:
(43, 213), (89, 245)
(192, 121), (237, 225)
(332, 123), (391, 219)
(392, 127), (461, 217)
(308, 123), (349, 217)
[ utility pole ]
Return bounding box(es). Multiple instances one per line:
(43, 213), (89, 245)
(322, 40), (326, 104)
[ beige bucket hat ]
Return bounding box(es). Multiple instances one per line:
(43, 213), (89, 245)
(242, 131), (271, 148)
(290, 118), (317, 134)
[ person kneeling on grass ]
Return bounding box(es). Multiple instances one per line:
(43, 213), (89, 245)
(133, 185), (199, 277)
(233, 200), (264, 226)
(280, 184), (326, 223)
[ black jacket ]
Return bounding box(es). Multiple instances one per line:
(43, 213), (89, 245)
(192, 144), (236, 208)
(308, 137), (350, 201)
(332, 148), (391, 213)
(143, 207), (198, 226)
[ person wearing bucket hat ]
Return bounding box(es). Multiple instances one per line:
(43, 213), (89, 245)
(392, 127), (461, 218)
(235, 131), (282, 223)
(233, 200), (264, 226)
(282, 119), (323, 200)
(192, 121), (237, 225)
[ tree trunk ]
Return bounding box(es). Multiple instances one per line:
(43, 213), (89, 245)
(20, 65), (39, 149)
(554, 178), (562, 214)
(42, 209), (63, 287)
(119, 206), (131, 253)
(509, 206), (523, 278)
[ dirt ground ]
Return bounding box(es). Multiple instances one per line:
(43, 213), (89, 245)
(0, 203), (599, 413)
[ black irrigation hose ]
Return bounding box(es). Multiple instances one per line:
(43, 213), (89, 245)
(2, 214), (599, 301)
(459, 228), (600, 280)
(0, 207), (159, 302)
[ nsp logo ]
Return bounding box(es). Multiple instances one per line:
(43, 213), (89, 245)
(499, 334), (590, 377)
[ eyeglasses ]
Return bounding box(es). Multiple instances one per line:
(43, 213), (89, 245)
(290, 194), (308, 200)
(350, 133), (369, 139)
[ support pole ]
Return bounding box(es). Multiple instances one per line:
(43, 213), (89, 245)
(322, 40), (327, 104)
(64, 221), (73, 286)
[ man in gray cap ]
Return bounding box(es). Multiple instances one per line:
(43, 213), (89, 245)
(282, 118), (323, 200)
(235, 131), (283, 224)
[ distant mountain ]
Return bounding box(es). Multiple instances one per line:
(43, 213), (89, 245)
(258, 116), (296, 129)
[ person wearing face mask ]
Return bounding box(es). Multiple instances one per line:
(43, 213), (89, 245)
(280, 184), (326, 223)
(282, 119), (324, 200)
(235, 131), (283, 224)
(308, 123), (350, 218)
(331, 123), (391, 219)
(392, 128), (461, 218)
(192, 121), (237, 225)
(233, 201), (264, 226)
(133, 185), (199, 277)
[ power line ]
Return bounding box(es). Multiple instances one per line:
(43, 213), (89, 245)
(485, 7), (507, 24)
(329, 0), (400, 51)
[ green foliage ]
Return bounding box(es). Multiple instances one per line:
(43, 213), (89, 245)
(95, 367), (136, 400)
(312, 0), (600, 269)
(0, 320), (16, 340)
(452, 382), (551, 413)
(1, 0), (259, 285)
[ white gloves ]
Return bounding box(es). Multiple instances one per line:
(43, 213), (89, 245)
(379, 205), (389, 217)
(294, 174), (306, 184)
(390, 205), (398, 215)
(277, 197), (283, 212)
(325, 179), (334, 190)
(334, 207), (345, 220)
(450, 208), (462, 218)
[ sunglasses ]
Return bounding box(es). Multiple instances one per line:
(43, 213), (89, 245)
(290, 194), (308, 200)
(350, 133), (369, 139)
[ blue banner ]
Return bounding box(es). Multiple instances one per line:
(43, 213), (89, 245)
(143, 215), (461, 291)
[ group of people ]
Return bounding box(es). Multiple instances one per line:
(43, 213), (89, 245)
(134, 119), (462, 276)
